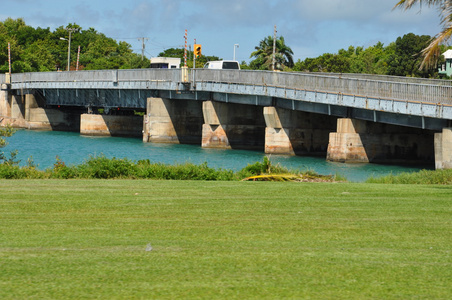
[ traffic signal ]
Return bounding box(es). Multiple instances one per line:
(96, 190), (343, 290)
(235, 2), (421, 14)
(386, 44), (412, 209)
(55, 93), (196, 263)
(194, 44), (202, 58)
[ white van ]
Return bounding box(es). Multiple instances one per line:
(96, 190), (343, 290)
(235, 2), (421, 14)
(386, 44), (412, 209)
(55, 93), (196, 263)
(204, 60), (240, 70)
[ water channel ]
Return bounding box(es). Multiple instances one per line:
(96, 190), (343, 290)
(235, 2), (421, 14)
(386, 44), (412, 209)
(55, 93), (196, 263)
(5, 129), (430, 182)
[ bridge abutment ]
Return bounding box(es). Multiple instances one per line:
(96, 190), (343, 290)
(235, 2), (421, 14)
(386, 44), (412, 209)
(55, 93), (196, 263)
(434, 128), (452, 169)
(327, 118), (435, 164)
(143, 97), (203, 144)
(201, 100), (265, 150)
(264, 107), (336, 155)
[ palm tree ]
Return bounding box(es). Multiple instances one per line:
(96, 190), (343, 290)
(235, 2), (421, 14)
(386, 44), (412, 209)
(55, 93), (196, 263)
(250, 36), (294, 70)
(395, 0), (452, 68)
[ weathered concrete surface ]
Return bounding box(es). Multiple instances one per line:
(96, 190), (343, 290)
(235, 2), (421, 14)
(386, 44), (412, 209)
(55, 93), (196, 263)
(143, 97), (203, 144)
(327, 119), (368, 163)
(202, 100), (265, 150)
(81, 114), (142, 137)
(264, 106), (337, 155)
(327, 118), (435, 164)
(1, 92), (80, 131)
(434, 128), (452, 169)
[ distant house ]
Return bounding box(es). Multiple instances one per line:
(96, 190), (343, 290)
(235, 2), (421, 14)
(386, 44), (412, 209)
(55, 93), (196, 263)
(438, 49), (452, 77)
(150, 57), (181, 69)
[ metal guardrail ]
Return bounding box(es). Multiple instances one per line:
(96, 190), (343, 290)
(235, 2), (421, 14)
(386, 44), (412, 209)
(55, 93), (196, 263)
(10, 69), (181, 83)
(309, 72), (452, 87)
(8, 69), (452, 106)
(192, 69), (452, 106)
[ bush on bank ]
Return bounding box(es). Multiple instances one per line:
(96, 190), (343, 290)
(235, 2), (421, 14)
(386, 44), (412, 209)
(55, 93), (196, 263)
(0, 155), (311, 181)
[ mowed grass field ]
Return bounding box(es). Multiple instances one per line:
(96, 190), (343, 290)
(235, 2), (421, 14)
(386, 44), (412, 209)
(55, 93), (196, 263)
(0, 180), (451, 299)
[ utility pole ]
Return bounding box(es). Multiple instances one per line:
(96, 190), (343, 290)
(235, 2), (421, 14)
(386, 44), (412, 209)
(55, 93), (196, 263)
(138, 37), (149, 61)
(272, 25), (277, 71)
(193, 39), (196, 69)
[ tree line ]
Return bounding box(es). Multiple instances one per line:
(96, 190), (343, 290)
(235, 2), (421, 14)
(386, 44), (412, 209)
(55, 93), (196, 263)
(0, 18), (445, 78)
(0, 18), (148, 73)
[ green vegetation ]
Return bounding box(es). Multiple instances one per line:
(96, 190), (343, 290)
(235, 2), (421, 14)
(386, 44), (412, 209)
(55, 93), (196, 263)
(0, 155), (339, 181)
(293, 33), (440, 77)
(366, 168), (452, 184)
(0, 18), (149, 72)
(249, 35), (294, 71)
(0, 124), (17, 165)
(0, 180), (451, 299)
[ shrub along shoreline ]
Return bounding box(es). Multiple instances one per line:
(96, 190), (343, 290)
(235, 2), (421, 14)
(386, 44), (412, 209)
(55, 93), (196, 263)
(1, 155), (452, 184)
(0, 155), (340, 182)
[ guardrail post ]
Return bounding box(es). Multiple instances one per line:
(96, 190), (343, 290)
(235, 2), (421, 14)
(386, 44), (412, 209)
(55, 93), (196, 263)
(112, 70), (118, 84)
(181, 66), (189, 83)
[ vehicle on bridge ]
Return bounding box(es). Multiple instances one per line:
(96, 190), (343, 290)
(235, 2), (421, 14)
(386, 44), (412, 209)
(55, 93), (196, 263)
(150, 57), (181, 69)
(203, 60), (240, 70)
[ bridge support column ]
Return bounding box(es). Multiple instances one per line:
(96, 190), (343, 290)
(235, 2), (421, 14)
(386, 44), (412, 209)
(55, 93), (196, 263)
(434, 128), (452, 169)
(6, 94), (27, 127)
(264, 107), (335, 155)
(202, 100), (265, 150)
(0, 89), (11, 125)
(80, 114), (142, 137)
(327, 118), (369, 163)
(327, 118), (435, 164)
(143, 97), (203, 144)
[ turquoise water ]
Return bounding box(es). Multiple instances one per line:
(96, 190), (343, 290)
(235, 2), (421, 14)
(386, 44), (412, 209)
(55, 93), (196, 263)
(5, 129), (429, 182)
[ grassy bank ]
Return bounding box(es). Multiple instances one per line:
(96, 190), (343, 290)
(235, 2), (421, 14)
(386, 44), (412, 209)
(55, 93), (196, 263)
(0, 155), (340, 182)
(1, 180), (451, 299)
(366, 168), (452, 184)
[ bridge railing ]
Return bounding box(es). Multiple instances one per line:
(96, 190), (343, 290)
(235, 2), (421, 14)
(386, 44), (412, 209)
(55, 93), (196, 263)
(11, 69), (181, 84)
(7, 69), (452, 106)
(192, 69), (452, 105)
(309, 72), (452, 87)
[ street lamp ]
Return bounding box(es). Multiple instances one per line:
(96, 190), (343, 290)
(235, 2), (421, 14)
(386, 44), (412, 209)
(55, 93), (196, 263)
(59, 37), (70, 71)
(60, 27), (78, 71)
(233, 44), (239, 61)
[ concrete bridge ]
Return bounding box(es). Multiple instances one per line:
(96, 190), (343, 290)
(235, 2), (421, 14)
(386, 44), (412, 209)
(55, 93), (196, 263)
(1, 68), (451, 169)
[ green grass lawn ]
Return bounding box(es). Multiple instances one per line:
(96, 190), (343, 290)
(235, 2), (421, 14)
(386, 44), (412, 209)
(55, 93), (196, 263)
(1, 180), (451, 299)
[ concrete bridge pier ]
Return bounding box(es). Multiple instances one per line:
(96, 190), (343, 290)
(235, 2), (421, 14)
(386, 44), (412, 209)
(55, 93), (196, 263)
(143, 97), (203, 144)
(434, 128), (452, 169)
(1, 88), (80, 131)
(0, 85), (27, 128)
(263, 107), (336, 155)
(327, 118), (435, 164)
(202, 100), (266, 150)
(80, 113), (143, 137)
(0, 88), (12, 125)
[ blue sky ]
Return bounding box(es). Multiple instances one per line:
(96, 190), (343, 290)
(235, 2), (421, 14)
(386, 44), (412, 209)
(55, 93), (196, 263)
(1, 0), (442, 63)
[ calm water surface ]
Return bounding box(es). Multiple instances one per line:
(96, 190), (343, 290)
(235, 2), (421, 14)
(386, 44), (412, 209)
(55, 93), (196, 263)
(6, 129), (429, 182)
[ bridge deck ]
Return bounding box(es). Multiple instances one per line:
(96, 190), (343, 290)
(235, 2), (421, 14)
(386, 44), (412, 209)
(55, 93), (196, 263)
(5, 69), (452, 128)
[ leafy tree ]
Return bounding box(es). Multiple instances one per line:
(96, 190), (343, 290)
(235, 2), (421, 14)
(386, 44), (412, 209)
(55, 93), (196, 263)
(386, 33), (433, 77)
(0, 18), (148, 72)
(0, 125), (15, 164)
(293, 53), (350, 73)
(348, 42), (393, 75)
(250, 36), (294, 70)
